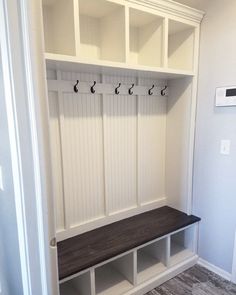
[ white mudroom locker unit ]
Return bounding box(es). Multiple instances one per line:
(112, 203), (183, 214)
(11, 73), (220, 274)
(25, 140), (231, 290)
(41, 0), (204, 294)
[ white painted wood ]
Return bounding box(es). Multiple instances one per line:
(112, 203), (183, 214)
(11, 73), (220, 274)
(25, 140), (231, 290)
(45, 53), (195, 79)
(137, 239), (168, 283)
(47, 79), (168, 96)
(126, 255), (198, 295)
(168, 20), (195, 71)
(60, 92), (105, 226)
(95, 264), (133, 295)
(42, 0), (76, 55)
(111, 253), (135, 284)
(48, 91), (65, 231)
(165, 77), (193, 213)
(79, 0), (126, 62)
(138, 78), (167, 205)
(170, 226), (195, 267)
(60, 271), (92, 295)
(129, 8), (164, 67)
(232, 231), (236, 283)
(104, 93), (137, 214)
(57, 198), (166, 240)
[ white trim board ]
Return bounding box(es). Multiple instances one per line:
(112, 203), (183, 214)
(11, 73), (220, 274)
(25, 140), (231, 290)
(198, 258), (232, 282)
(232, 231), (236, 284)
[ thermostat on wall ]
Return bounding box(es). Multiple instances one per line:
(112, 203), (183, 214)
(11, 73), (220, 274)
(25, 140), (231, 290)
(216, 86), (236, 107)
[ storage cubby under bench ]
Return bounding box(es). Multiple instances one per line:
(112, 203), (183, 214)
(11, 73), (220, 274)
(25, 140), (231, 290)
(58, 206), (200, 295)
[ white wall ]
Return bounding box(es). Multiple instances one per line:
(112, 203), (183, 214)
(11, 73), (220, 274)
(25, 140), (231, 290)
(177, 0), (236, 274)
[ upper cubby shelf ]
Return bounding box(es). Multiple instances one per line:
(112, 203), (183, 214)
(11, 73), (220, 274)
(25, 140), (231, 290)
(79, 0), (126, 62)
(129, 8), (164, 67)
(42, 0), (76, 56)
(168, 20), (195, 71)
(42, 0), (204, 77)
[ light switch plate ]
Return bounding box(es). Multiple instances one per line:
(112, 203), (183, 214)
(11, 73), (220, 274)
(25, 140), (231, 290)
(220, 140), (231, 155)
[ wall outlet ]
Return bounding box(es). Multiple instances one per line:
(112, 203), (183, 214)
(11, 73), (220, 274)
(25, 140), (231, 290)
(220, 140), (231, 155)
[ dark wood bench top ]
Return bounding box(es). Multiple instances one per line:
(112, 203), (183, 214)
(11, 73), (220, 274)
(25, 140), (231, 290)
(57, 206), (200, 280)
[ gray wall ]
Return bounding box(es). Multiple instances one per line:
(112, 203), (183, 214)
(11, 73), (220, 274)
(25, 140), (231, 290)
(0, 50), (23, 294)
(177, 0), (236, 273)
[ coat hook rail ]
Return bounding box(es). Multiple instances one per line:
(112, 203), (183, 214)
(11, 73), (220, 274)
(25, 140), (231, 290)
(49, 80), (168, 97)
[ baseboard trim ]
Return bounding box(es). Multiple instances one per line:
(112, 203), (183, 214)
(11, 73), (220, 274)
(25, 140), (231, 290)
(198, 258), (232, 282)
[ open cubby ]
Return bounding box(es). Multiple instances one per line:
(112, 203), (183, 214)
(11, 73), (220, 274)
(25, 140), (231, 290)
(137, 238), (168, 283)
(78, 0), (126, 62)
(129, 8), (164, 67)
(168, 20), (195, 71)
(170, 226), (195, 267)
(95, 253), (134, 295)
(60, 271), (91, 295)
(42, 0), (76, 56)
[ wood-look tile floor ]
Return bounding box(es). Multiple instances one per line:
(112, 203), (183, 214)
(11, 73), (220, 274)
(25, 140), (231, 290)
(146, 265), (236, 295)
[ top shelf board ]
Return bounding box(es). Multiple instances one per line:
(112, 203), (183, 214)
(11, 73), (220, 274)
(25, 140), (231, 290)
(42, 0), (204, 76)
(45, 53), (194, 80)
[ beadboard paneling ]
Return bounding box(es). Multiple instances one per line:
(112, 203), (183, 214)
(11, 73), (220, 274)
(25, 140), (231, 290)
(48, 91), (65, 231)
(60, 92), (105, 226)
(138, 95), (167, 205)
(103, 94), (138, 214)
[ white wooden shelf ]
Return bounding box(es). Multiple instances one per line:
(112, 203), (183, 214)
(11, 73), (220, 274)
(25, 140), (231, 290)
(95, 264), (133, 295)
(79, 0), (126, 62)
(42, 0), (76, 56)
(59, 224), (199, 295)
(169, 227), (196, 267)
(45, 53), (195, 79)
(42, 0), (204, 77)
(60, 271), (92, 295)
(168, 20), (195, 71)
(129, 8), (164, 67)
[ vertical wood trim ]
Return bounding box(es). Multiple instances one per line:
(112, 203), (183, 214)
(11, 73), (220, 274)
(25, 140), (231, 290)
(137, 78), (141, 207)
(90, 268), (96, 295)
(187, 25), (200, 215)
(101, 74), (109, 217)
(232, 231), (236, 283)
(133, 250), (138, 286)
(73, 0), (80, 56)
(163, 17), (169, 68)
(166, 235), (171, 268)
(56, 70), (70, 230)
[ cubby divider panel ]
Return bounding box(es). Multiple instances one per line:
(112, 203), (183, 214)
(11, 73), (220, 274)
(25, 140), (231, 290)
(60, 271), (92, 295)
(137, 238), (167, 283)
(129, 8), (164, 67)
(168, 19), (195, 71)
(79, 0), (126, 62)
(42, 0), (76, 56)
(95, 253), (134, 295)
(170, 226), (195, 266)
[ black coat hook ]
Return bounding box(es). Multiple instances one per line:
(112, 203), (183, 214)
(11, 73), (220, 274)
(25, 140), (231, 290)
(115, 83), (121, 95)
(74, 80), (79, 93)
(148, 85), (155, 96)
(91, 81), (96, 94)
(129, 84), (135, 95)
(161, 85), (167, 96)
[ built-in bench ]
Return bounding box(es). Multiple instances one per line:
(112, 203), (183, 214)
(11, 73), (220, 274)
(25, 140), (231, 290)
(58, 206), (200, 295)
